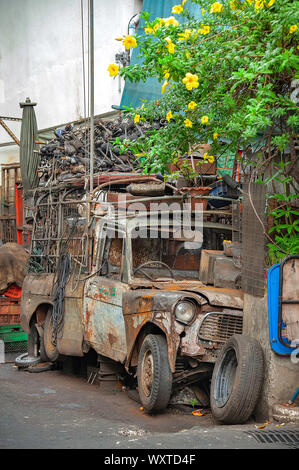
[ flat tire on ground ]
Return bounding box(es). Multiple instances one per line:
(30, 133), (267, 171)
(210, 334), (264, 424)
(137, 334), (172, 413)
(15, 353), (41, 368)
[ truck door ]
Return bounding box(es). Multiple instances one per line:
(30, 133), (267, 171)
(83, 226), (129, 363)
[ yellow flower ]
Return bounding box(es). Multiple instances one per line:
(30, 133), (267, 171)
(107, 63), (119, 77)
(122, 35), (137, 50)
(202, 9), (207, 15)
(185, 51), (191, 59)
(289, 25), (298, 34)
(178, 29), (191, 41)
(203, 153), (214, 163)
(210, 2), (223, 13)
(267, 0), (275, 6)
(172, 5), (184, 14)
(201, 115), (209, 124)
(213, 132), (219, 140)
(198, 25), (210, 35)
(134, 114), (140, 124)
(188, 101), (197, 110)
(164, 70), (170, 79)
(230, 0), (237, 9)
(152, 23), (160, 34)
(164, 16), (179, 27)
(182, 72), (199, 90)
(166, 111), (173, 121)
(161, 81), (170, 94)
(144, 27), (153, 35)
(184, 119), (193, 128)
(165, 37), (176, 54)
(182, 0), (188, 5)
(254, 0), (264, 10)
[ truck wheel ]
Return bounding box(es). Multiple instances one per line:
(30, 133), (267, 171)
(137, 334), (172, 413)
(42, 309), (59, 362)
(210, 334), (264, 424)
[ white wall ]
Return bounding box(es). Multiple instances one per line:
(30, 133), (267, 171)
(0, 0), (142, 165)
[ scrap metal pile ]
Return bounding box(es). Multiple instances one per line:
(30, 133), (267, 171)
(38, 116), (166, 186)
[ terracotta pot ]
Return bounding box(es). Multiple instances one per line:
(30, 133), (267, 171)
(179, 186), (211, 211)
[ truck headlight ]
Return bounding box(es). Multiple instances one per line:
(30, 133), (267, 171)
(174, 300), (196, 324)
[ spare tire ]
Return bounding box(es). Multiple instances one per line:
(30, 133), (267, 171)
(15, 353), (41, 369)
(210, 334), (264, 424)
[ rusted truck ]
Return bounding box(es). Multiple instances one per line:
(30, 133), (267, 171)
(17, 184), (264, 424)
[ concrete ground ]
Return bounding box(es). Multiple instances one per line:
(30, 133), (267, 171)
(0, 357), (298, 450)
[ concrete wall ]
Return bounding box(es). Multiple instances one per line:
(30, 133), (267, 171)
(0, 0), (143, 167)
(243, 292), (298, 420)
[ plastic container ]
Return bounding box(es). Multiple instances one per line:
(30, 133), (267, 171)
(208, 181), (238, 208)
(3, 284), (22, 300)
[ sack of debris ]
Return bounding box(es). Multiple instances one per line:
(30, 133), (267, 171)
(0, 243), (29, 294)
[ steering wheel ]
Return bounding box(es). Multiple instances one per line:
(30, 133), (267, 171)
(133, 260), (174, 281)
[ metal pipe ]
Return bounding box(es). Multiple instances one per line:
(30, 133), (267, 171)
(89, 0), (94, 194)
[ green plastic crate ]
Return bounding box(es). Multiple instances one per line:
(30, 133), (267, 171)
(0, 324), (28, 353)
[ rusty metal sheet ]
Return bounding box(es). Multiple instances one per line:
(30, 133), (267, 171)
(152, 311), (181, 373)
(83, 277), (129, 363)
(20, 274), (55, 333)
(180, 318), (206, 357)
(57, 295), (84, 357)
(20, 273), (85, 358)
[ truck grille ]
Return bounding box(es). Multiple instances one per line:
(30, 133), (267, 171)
(198, 311), (243, 343)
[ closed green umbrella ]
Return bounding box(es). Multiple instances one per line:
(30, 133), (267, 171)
(19, 97), (39, 191)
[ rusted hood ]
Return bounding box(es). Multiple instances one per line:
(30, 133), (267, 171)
(178, 285), (243, 309)
(123, 282), (243, 315)
(129, 279), (243, 310)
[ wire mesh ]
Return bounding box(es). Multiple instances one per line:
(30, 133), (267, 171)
(28, 188), (88, 274)
(241, 182), (266, 297)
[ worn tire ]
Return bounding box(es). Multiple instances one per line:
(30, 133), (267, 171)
(27, 362), (54, 373)
(210, 334), (264, 424)
(137, 334), (172, 413)
(15, 353), (41, 369)
(42, 309), (59, 362)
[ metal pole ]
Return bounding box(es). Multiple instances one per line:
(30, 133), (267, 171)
(89, 0), (94, 193)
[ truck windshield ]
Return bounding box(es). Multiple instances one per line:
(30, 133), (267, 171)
(130, 226), (202, 281)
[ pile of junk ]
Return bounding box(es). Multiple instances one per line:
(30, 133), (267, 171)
(36, 114), (241, 211)
(37, 116), (168, 185)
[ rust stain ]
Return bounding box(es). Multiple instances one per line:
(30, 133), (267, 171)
(108, 333), (117, 346)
